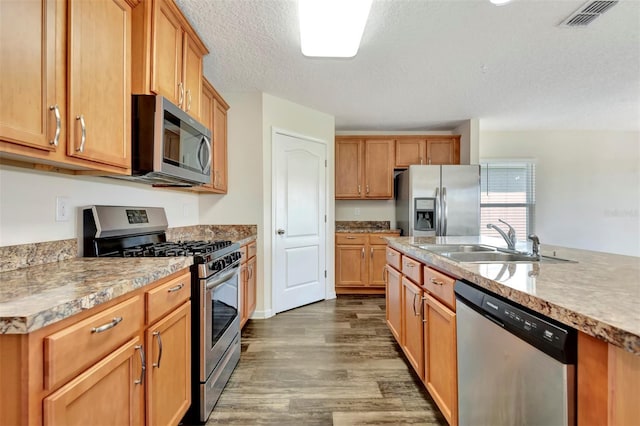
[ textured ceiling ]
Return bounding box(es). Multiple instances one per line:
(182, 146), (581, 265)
(175, 0), (640, 131)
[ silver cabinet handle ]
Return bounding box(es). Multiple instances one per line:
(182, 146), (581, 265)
(186, 89), (192, 112)
(345, 236), (356, 240)
(357, 184), (361, 195)
(361, 247), (365, 258)
(91, 316), (122, 333)
(134, 344), (145, 384)
(276, 229), (285, 235)
(167, 283), (184, 293)
(49, 105), (61, 146)
(405, 262), (415, 268)
(178, 82), (184, 107)
(419, 156), (423, 165)
(152, 331), (163, 368)
(412, 293), (419, 316)
(370, 247), (373, 259)
(366, 184), (370, 194)
(382, 265), (387, 282)
(430, 277), (444, 286)
(75, 115), (86, 152)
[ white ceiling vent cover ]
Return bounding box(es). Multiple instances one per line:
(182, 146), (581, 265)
(560, 0), (619, 27)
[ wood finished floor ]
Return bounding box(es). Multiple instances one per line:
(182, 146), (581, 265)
(206, 295), (447, 425)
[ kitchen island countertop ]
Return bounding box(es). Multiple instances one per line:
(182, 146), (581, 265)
(387, 236), (640, 355)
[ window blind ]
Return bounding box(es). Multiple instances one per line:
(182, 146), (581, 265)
(480, 161), (536, 238)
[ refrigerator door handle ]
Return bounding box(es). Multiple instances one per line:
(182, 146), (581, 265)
(443, 186), (448, 236)
(435, 187), (441, 236)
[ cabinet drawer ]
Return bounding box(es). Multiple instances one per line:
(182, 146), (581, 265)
(402, 256), (423, 285)
(44, 295), (144, 391)
(336, 233), (368, 245)
(424, 266), (456, 310)
(239, 245), (248, 264)
(386, 247), (402, 270)
(369, 233), (397, 245)
(146, 272), (191, 325)
(247, 241), (257, 259)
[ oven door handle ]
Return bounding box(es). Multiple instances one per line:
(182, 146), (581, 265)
(205, 263), (240, 290)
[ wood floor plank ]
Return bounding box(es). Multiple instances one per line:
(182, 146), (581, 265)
(205, 295), (446, 425)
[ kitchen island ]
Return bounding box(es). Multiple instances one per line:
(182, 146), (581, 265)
(386, 235), (639, 425)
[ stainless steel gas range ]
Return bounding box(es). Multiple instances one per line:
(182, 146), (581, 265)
(83, 205), (241, 423)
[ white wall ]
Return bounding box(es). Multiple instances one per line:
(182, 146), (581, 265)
(262, 93), (336, 317)
(335, 199), (395, 223)
(0, 166), (199, 247)
(455, 118), (480, 165)
(480, 130), (640, 256)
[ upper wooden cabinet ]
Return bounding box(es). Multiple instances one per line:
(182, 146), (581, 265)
(195, 77), (229, 193)
(131, 0), (208, 121)
(0, 0), (133, 175)
(395, 136), (461, 168)
(335, 137), (394, 199)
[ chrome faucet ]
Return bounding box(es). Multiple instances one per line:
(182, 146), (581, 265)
(486, 219), (517, 250)
(528, 234), (540, 259)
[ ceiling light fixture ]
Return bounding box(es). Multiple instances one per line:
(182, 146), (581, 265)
(490, 0), (513, 5)
(298, 0), (372, 58)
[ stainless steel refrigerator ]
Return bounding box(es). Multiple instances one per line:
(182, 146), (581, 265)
(395, 165), (480, 236)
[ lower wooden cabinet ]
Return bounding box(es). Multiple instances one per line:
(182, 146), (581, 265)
(402, 276), (424, 380)
(146, 301), (191, 426)
(385, 265), (402, 342)
(335, 232), (400, 294)
(424, 294), (457, 426)
(240, 241), (257, 329)
(43, 337), (145, 426)
(0, 269), (191, 426)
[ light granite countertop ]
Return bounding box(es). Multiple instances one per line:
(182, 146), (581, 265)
(336, 229), (402, 234)
(0, 257), (193, 334)
(387, 236), (640, 355)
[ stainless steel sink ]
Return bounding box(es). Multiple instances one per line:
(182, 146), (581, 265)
(441, 251), (576, 264)
(417, 244), (496, 253)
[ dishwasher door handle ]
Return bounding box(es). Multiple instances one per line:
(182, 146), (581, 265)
(483, 313), (504, 328)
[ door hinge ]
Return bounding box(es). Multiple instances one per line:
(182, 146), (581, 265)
(325, 159), (327, 167)
(324, 215), (327, 223)
(324, 270), (327, 278)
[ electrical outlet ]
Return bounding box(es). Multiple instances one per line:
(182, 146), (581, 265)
(56, 196), (71, 222)
(354, 208), (361, 217)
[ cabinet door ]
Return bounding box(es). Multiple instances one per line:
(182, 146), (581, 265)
(364, 139), (394, 198)
(0, 0), (60, 151)
(424, 294), (457, 426)
(335, 139), (363, 198)
(43, 337), (144, 426)
(212, 97), (228, 193)
(369, 244), (388, 287)
(182, 33), (202, 119)
(246, 256), (257, 319)
(402, 276), (424, 379)
(426, 137), (459, 165)
(146, 302), (191, 426)
(385, 265), (402, 343)
(395, 139), (426, 168)
(239, 263), (248, 328)
(335, 244), (367, 286)
(151, 0), (183, 106)
(67, 0), (131, 169)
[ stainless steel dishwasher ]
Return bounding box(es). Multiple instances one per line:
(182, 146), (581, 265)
(455, 280), (577, 426)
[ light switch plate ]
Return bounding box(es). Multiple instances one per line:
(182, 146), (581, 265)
(56, 196), (71, 222)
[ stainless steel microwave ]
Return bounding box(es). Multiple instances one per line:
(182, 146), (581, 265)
(127, 95), (211, 187)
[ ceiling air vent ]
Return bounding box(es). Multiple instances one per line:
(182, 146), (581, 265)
(560, 0), (619, 27)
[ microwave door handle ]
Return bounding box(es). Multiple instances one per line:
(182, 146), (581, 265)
(202, 136), (212, 173)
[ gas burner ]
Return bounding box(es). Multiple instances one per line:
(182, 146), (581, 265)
(122, 247), (145, 257)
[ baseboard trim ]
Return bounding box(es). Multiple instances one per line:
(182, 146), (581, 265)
(251, 308), (274, 319)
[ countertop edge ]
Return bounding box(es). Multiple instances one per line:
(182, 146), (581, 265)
(386, 238), (640, 356)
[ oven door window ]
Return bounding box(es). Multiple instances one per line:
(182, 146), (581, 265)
(211, 274), (239, 346)
(163, 110), (208, 173)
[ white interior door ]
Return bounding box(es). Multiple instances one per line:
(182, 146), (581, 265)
(273, 130), (327, 314)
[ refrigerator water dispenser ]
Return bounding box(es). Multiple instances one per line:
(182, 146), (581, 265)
(414, 198), (436, 231)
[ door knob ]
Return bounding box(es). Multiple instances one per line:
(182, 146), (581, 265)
(276, 229), (285, 235)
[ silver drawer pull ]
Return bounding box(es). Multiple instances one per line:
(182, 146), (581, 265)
(91, 316), (122, 333)
(430, 277), (444, 286)
(152, 331), (163, 368)
(167, 283), (184, 293)
(406, 263), (415, 268)
(134, 344), (145, 384)
(76, 114), (86, 152)
(345, 236), (356, 239)
(49, 104), (61, 146)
